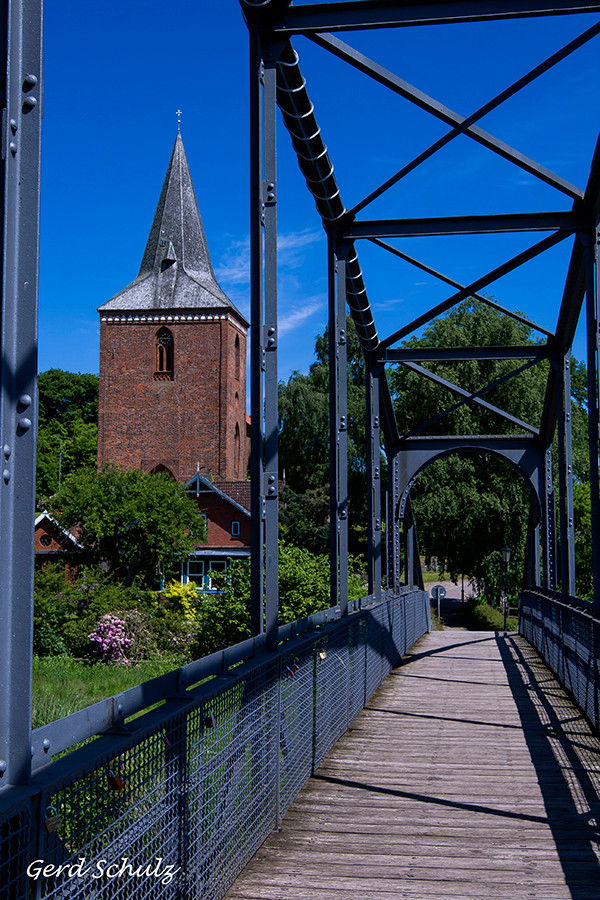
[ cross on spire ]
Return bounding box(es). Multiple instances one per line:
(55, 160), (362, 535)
(176, 109), (182, 132)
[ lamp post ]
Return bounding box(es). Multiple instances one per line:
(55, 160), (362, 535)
(501, 546), (512, 632)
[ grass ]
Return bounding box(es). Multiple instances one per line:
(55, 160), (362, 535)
(461, 599), (518, 632)
(32, 655), (186, 730)
(422, 570), (452, 584)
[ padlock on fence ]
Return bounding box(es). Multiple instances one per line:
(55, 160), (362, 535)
(44, 806), (63, 834)
(108, 769), (124, 791)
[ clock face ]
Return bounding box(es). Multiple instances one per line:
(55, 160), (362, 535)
(39, 534), (52, 547)
(158, 331), (173, 347)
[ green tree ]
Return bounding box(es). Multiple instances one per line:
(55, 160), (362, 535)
(36, 369), (99, 499)
(573, 482), (592, 599)
(49, 466), (205, 586)
(194, 543), (366, 655)
(278, 317), (368, 555)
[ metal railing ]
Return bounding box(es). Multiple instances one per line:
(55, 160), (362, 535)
(520, 589), (600, 731)
(0, 587), (429, 900)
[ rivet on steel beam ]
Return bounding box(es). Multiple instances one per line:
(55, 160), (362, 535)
(22, 96), (37, 111)
(268, 474), (275, 484)
(267, 327), (275, 336)
(268, 486), (275, 495)
(3, 469), (10, 484)
(3, 445), (10, 458)
(9, 142), (17, 156)
(117, 703), (124, 716)
(23, 73), (38, 88)
(42, 738), (51, 753)
(17, 417), (32, 433)
(18, 394), (32, 409)
(9, 119), (17, 133)
(0, 760), (6, 776)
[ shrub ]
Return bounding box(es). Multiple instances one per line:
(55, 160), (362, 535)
(159, 579), (199, 621)
(88, 613), (135, 665)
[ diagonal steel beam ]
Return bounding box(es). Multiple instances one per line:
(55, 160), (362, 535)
(380, 230), (571, 349)
(271, 1), (600, 33)
(400, 360), (540, 435)
(370, 237), (554, 338)
(349, 21), (600, 216)
(309, 32), (584, 199)
(539, 133), (600, 443)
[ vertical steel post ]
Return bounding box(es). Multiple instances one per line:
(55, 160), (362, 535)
(584, 226), (600, 618)
(556, 352), (576, 598)
(541, 445), (556, 590)
(328, 237), (348, 615)
(388, 452), (401, 593)
(249, 32), (279, 647)
(262, 54), (280, 650)
(249, 27), (264, 638)
(0, 0), (43, 788)
(366, 359), (382, 601)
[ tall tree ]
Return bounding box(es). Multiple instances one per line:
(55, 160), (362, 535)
(36, 369), (99, 500)
(49, 466), (205, 587)
(278, 317), (368, 555)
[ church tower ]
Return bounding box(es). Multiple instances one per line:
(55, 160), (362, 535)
(97, 134), (249, 481)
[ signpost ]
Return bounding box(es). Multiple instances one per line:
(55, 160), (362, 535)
(431, 584), (446, 621)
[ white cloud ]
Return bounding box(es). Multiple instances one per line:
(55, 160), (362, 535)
(215, 237), (250, 286)
(279, 297), (324, 336)
(215, 229), (322, 288)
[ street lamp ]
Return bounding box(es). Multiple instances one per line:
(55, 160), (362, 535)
(501, 546), (512, 632)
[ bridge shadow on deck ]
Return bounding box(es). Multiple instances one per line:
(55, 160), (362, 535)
(497, 634), (600, 900)
(225, 630), (600, 900)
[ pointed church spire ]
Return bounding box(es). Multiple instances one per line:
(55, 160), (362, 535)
(99, 134), (242, 316)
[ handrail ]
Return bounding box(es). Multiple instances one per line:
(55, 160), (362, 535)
(29, 587), (415, 771)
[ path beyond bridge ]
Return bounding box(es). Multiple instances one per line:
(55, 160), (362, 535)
(225, 629), (600, 900)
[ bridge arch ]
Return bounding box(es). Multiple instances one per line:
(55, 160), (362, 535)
(393, 437), (550, 590)
(397, 438), (544, 524)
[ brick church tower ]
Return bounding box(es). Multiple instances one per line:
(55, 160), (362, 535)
(97, 134), (249, 481)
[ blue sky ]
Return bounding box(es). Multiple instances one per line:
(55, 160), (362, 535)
(39, 3), (600, 382)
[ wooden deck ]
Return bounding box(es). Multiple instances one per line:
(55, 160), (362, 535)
(225, 629), (600, 899)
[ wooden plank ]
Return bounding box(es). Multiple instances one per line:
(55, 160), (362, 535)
(224, 630), (600, 899)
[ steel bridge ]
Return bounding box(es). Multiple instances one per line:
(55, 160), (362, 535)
(1, 0), (600, 897)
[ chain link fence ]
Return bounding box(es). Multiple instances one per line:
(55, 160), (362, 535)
(0, 588), (429, 900)
(520, 589), (600, 731)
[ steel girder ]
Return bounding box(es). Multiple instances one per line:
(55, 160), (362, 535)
(242, 0), (600, 616)
(0, 0), (43, 787)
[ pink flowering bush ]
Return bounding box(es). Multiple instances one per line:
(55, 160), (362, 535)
(89, 614), (134, 665)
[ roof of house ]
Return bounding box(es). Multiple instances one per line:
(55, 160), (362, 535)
(185, 474), (251, 516)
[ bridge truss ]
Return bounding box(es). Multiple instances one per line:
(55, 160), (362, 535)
(241, 0), (600, 641)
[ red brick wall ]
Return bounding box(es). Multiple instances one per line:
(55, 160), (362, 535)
(196, 493), (251, 549)
(98, 312), (250, 482)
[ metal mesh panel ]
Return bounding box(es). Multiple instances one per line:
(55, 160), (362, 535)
(0, 804), (30, 900)
(520, 591), (600, 733)
(279, 644), (315, 816)
(348, 618), (367, 722)
(0, 592), (429, 900)
(364, 605), (385, 702)
(314, 625), (351, 768)
(38, 724), (183, 900)
(191, 659), (279, 900)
